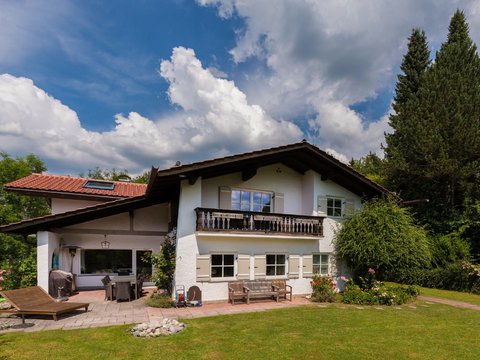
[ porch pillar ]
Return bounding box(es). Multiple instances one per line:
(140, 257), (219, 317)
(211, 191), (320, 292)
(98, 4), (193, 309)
(37, 231), (59, 291)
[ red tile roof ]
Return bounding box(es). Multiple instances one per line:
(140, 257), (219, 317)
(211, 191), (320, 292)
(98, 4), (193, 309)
(4, 173), (147, 198)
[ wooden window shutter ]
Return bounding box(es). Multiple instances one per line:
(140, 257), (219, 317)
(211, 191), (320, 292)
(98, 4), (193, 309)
(302, 254), (313, 278)
(237, 254), (250, 280)
(288, 255), (300, 279)
(196, 254), (211, 282)
(274, 192), (284, 213)
(219, 186), (232, 210)
(253, 255), (266, 279)
(344, 198), (354, 218)
(317, 195), (328, 216)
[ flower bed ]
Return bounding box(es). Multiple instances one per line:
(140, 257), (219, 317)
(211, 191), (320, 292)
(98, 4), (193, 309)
(310, 268), (419, 305)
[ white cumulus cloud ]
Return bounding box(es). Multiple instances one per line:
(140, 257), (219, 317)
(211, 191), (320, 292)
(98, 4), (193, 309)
(0, 47), (302, 174)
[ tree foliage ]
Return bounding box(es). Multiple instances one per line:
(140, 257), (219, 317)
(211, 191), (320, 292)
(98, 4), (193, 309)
(349, 152), (387, 186)
(149, 229), (176, 295)
(335, 198), (431, 280)
(383, 10), (480, 247)
(0, 153), (50, 289)
(79, 167), (150, 183)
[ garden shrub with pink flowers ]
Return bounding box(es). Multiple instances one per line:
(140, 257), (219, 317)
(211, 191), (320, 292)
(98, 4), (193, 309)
(341, 268), (419, 305)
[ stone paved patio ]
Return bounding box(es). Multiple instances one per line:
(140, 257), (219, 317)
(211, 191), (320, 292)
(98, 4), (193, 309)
(0, 288), (311, 333)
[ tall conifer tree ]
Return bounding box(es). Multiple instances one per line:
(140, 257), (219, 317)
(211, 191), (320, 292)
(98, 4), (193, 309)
(386, 10), (480, 231)
(384, 28), (430, 201)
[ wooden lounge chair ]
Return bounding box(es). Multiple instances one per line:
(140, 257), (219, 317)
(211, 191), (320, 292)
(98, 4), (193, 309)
(0, 286), (89, 321)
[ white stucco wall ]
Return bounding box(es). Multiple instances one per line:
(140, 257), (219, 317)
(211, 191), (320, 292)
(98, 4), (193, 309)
(175, 164), (363, 301)
(51, 198), (105, 214)
(37, 231), (60, 291)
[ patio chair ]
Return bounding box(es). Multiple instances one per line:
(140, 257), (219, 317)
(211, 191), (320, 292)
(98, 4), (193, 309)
(272, 279), (292, 301)
(136, 274), (145, 299)
(0, 286), (89, 322)
(101, 275), (114, 301)
(115, 281), (131, 302)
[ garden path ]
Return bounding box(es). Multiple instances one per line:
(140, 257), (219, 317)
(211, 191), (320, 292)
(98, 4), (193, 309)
(418, 295), (480, 311)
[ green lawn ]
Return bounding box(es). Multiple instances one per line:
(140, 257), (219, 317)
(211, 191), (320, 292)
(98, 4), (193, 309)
(420, 287), (480, 306)
(1, 303), (479, 360)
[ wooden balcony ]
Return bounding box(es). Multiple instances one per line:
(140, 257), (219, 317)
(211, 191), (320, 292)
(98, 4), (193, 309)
(195, 207), (324, 237)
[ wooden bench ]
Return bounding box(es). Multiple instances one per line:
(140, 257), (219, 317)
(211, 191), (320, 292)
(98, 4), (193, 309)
(272, 279), (292, 301)
(243, 280), (279, 304)
(228, 281), (247, 304)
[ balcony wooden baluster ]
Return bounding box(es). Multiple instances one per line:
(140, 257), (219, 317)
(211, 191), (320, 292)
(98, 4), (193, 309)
(195, 208), (324, 236)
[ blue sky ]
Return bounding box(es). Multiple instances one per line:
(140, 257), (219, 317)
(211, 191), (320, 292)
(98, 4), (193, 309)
(1, 0), (479, 175)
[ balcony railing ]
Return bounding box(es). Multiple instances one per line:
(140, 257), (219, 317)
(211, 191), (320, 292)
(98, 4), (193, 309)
(195, 207), (324, 236)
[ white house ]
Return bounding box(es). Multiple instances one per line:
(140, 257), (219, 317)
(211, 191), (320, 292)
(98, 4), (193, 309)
(0, 141), (390, 301)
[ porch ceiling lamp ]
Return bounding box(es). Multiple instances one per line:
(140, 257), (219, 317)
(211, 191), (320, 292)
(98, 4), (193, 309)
(101, 234), (110, 249)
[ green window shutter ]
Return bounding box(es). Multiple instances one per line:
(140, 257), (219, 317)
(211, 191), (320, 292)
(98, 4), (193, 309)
(344, 198), (354, 217)
(303, 255), (313, 278)
(237, 254), (250, 280)
(274, 192), (284, 213)
(288, 255), (300, 279)
(219, 186), (232, 210)
(196, 254), (211, 282)
(317, 195), (328, 216)
(254, 255), (266, 279)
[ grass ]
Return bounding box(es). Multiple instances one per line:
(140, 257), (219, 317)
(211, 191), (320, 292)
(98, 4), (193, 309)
(1, 303), (480, 360)
(419, 287), (480, 306)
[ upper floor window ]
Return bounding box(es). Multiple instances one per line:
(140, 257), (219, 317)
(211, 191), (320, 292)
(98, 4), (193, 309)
(231, 190), (272, 213)
(327, 197), (342, 217)
(318, 195), (354, 218)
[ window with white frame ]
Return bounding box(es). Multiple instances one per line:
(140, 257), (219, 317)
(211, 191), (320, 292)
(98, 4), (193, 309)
(327, 197), (343, 217)
(231, 189), (272, 212)
(211, 254), (235, 278)
(266, 254), (286, 276)
(313, 254), (330, 275)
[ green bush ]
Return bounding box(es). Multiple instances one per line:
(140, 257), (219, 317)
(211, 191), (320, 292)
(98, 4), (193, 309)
(397, 261), (480, 294)
(149, 229), (176, 295)
(335, 197), (431, 280)
(146, 293), (174, 308)
(342, 282), (419, 306)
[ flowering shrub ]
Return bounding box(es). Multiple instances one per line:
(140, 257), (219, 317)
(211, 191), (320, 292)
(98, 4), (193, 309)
(310, 274), (336, 303)
(342, 269), (419, 305)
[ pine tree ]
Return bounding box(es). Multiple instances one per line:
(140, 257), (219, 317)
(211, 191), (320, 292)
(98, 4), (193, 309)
(384, 28), (430, 202)
(385, 10), (480, 232)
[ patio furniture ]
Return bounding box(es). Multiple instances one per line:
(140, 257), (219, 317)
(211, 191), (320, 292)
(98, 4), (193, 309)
(101, 275), (114, 301)
(243, 280), (279, 304)
(0, 286), (89, 322)
(228, 281), (247, 304)
(115, 281), (131, 302)
(49, 270), (75, 298)
(136, 274), (145, 298)
(109, 275), (137, 301)
(272, 279), (292, 301)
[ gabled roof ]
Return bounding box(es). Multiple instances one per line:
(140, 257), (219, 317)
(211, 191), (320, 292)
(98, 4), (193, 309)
(1, 140), (393, 235)
(4, 173), (147, 200)
(148, 140), (393, 199)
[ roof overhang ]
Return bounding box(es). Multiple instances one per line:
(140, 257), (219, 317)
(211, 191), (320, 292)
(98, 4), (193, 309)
(148, 141), (393, 199)
(0, 195), (159, 235)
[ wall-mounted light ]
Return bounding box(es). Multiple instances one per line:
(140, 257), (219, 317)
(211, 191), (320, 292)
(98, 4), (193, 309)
(101, 234), (110, 249)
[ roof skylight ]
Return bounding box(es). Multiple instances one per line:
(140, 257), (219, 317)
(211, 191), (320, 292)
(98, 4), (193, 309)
(84, 180), (115, 190)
